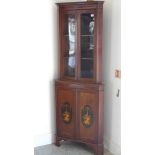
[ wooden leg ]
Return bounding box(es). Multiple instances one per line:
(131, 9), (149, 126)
(55, 136), (61, 147)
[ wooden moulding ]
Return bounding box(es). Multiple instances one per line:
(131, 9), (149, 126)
(55, 80), (104, 91)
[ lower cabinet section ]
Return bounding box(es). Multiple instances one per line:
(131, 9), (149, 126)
(55, 80), (104, 155)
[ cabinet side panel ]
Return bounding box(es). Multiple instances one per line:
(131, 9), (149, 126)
(98, 91), (104, 144)
(96, 4), (103, 82)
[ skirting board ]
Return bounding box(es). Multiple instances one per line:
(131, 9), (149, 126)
(34, 133), (55, 147)
(104, 137), (121, 155)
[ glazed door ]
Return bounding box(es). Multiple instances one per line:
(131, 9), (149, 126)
(78, 10), (97, 81)
(56, 88), (76, 139)
(60, 11), (77, 80)
(78, 90), (98, 143)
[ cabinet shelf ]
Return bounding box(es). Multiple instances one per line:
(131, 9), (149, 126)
(64, 34), (93, 37)
(81, 35), (94, 37)
(64, 57), (93, 60)
(81, 57), (93, 60)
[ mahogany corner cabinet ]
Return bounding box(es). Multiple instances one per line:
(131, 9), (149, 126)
(55, 1), (104, 155)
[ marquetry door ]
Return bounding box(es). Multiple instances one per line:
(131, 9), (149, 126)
(78, 90), (98, 143)
(56, 88), (76, 139)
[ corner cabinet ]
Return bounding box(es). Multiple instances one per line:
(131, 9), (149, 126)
(55, 1), (104, 155)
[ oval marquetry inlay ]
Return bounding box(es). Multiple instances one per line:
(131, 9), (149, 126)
(81, 105), (94, 128)
(61, 102), (72, 124)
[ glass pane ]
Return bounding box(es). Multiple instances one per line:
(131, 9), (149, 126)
(80, 13), (94, 78)
(63, 14), (76, 77)
(81, 13), (95, 35)
(81, 59), (93, 78)
(81, 36), (94, 58)
(64, 57), (75, 77)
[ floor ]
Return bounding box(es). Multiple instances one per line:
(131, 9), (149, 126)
(34, 141), (112, 155)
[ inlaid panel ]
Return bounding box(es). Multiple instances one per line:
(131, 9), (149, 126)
(57, 88), (76, 138)
(81, 105), (94, 128)
(78, 90), (98, 142)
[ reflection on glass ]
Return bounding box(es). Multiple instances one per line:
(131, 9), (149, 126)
(89, 36), (94, 50)
(81, 13), (94, 35)
(89, 20), (94, 35)
(68, 17), (76, 55)
(64, 58), (75, 77)
(81, 36), (94, 58)
(80, 13), (94, 78)
(63, 14), (76, 77)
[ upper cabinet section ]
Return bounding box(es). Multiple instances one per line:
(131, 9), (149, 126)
(57, 1), (103, 83)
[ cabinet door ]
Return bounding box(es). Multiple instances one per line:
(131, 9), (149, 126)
(56, 88), (76, 138)
(78, 90), (98, 143)
(78, 11), (97, 81)
(60, 12), (77, 80)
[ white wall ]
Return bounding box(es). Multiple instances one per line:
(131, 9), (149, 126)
(103, 0), (121, 155)
(0, 0), (58, 151)
(33, 0), (59, 147)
